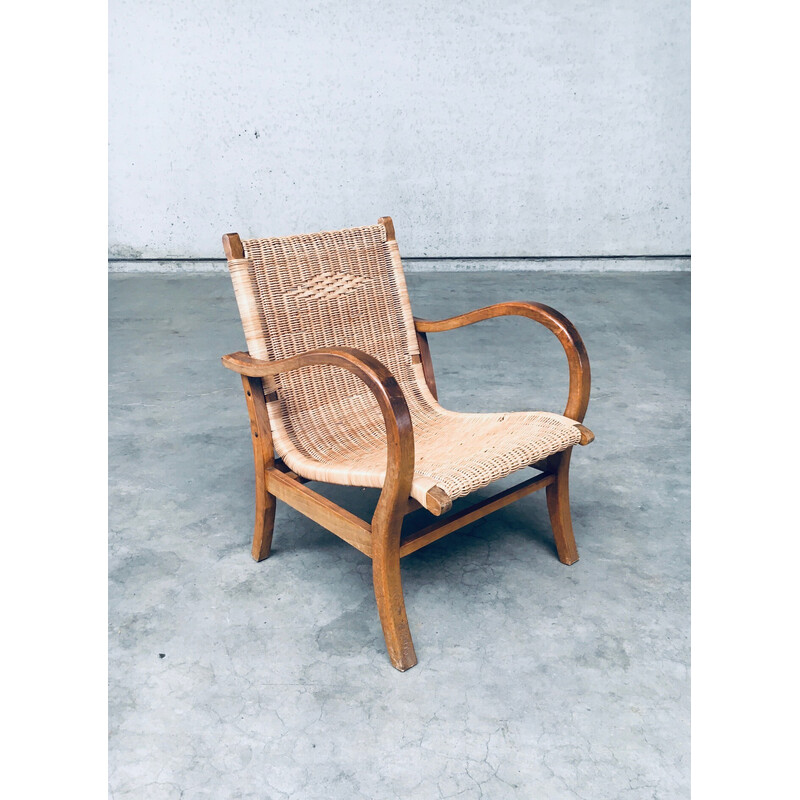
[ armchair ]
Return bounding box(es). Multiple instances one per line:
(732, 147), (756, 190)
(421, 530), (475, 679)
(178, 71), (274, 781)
(221, 217), (593, 670)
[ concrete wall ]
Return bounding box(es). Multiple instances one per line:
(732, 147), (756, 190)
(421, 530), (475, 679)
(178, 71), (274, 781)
(109, 0), (689, 261)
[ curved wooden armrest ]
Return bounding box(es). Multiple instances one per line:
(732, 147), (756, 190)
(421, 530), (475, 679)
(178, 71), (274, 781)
(222, 347), (416, 524)
(414, 301), (591, 422)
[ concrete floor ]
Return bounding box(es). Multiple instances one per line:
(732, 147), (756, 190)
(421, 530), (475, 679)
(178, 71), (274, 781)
(109, 271), (689, 799)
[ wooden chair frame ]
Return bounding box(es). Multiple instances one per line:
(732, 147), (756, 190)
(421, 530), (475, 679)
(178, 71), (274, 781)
(221, 220), (592, 671)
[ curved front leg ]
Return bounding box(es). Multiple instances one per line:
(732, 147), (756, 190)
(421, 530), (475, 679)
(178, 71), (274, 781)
(546, 448), (579, 565)
(223, 346), (418, 670)
(370, 383), (417, 671)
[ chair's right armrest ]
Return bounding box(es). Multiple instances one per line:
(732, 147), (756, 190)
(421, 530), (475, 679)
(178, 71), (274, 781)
(221, 347), (418, 512)
(221, 350), (410, 429)
(221, 351), (278, 377)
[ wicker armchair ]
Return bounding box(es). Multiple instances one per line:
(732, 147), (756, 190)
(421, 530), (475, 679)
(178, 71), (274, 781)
(222, 217), (593, 671)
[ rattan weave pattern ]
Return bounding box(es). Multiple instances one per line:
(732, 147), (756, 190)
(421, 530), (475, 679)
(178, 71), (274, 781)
(228, 223), (581, 512)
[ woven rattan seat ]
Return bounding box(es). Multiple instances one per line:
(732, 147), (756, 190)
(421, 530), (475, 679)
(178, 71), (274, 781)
(222, 217), (594, 670)
(229, 224), (582, 512)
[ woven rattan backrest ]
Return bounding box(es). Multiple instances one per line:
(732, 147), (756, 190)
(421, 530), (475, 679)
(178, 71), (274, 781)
(227, 223), (437, 457)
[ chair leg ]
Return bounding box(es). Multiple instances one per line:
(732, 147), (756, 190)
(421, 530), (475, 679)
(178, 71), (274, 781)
(251, 469), (276, 562)
(372, 530), (417, 671)
(241, 375), (277, 562)
(546, 448), (580, 565)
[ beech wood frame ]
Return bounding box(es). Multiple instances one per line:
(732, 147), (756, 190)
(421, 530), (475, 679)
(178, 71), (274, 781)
(221, 220), (592, 671)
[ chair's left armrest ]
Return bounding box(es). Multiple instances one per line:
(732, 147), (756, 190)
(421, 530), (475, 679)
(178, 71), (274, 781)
(414, 301), (591, 423)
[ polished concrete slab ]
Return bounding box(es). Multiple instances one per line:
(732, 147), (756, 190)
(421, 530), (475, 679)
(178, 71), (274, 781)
(109, 271), (689, 799)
